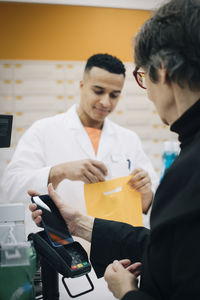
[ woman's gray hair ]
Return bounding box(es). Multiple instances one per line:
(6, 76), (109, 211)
(134, 0), (200, 91)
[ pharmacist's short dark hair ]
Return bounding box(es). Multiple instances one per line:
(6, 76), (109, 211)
(85, 53), (126, 77)
(134, 0), (200, 90)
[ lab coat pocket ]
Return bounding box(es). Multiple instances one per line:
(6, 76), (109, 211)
(104, 154), (132, 180)
(84, 175), (143, 226)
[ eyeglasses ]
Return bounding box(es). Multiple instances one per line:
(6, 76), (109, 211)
(133, 69), (147, 89)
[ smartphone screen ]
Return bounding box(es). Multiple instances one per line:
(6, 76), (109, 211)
(31, 194), (74, 247)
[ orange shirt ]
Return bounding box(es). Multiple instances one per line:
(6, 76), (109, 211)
(84, 127), (102, 155)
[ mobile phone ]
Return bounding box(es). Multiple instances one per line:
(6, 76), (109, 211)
(31, 194), (74, 247)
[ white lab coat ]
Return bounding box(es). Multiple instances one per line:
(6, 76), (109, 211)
(2, 104), (158, 212)
(1, 104), (158, 300)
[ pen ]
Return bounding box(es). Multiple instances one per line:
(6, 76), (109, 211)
(127, 159), (131, 171)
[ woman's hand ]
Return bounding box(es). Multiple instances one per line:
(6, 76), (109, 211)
(104, 259), (141, 299)
(28, 183), (94, 241)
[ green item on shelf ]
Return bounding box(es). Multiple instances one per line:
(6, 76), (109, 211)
(0, 242), (37, 300)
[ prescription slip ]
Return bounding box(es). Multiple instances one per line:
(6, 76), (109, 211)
(84, 175), (143, 227)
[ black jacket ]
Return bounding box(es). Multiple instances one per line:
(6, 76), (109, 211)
(90, 100), (200, 299)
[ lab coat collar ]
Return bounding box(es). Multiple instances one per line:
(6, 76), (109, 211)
(64, 104), (115, 135)
(64, 104), (83, 129)
(64, 104), (116, 159)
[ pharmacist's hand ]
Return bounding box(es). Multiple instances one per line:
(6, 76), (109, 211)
(104, 260), (141, 299)
(28, 183), (94, 241)
(49, 159), (108, 188)
(128, 168), (153, 213)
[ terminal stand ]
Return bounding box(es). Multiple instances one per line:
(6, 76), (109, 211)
(29, 231), (94, 299)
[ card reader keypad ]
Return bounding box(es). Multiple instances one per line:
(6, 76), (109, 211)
(70, 249), (89, 270)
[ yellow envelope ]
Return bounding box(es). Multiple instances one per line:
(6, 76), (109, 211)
(84, 175), (143, 227)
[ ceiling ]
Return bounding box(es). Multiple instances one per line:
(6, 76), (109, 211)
(0, 0), (165, 10)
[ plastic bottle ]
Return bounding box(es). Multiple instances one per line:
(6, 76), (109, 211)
(160, 141), (179, 180)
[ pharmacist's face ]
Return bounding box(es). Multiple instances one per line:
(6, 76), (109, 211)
(79, 67), (125, 125)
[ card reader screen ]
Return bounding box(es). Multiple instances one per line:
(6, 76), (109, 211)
(32, 195), (74, 246)
(0, 115), (13, 148)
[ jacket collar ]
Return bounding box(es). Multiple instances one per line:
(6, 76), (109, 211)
(170, 99), (200, 148)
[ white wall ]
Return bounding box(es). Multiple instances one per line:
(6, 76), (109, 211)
(0, 0), (166, 10)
